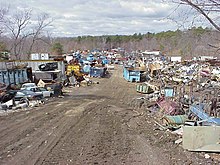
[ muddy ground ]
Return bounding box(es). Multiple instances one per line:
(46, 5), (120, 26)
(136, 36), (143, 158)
(0, 66), (219, 165)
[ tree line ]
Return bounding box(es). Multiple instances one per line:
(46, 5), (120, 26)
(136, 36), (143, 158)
(0, 25), (219, 59)
(1, 0), (220, 59)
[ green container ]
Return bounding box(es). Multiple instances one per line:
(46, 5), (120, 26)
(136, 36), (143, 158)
(136, 84), (154, 94)
(163, 115), (187, 125)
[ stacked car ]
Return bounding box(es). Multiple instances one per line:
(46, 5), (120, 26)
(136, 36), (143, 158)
(0, 82), (55, 110)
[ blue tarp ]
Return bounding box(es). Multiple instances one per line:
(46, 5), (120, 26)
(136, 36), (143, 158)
(102, 59), (109, 65)
(83, 65), (91, 73)
(87, 56), (95, 61)
(190, 104), (220, 125)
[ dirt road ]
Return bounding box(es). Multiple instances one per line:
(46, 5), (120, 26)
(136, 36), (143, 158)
(0, 66), (217, 165)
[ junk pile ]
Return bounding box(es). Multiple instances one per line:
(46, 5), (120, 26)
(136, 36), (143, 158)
(0, 60), (67, 112)
(65, 52), (111, 87)
(0, 81), (58, 112)
(131, 59), (220, 154)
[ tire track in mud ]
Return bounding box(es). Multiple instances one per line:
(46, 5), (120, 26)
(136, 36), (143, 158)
(34, 100), (105, 165)
(0, 67), (170, 165)
(95, 67), (138, 108)
(0, 100), (64, 135)
(40, 103), (133, 165)
(39, 100), (170, 165)
(1, 99), (104, 165)
(0, 101), (72, 157)
(0, 99), (94, 165)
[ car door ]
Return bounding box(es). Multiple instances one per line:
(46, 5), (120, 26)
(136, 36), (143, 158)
(30, 87), (44, 97)
(39, 87), (50, 97)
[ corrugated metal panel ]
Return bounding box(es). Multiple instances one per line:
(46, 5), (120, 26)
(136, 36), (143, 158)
(190, 104), (220, 125)
(0, 60), (65, 85)
(3, 71), (9, 85)
(0, 71), (3, 83)
(0, 69), (28, 85)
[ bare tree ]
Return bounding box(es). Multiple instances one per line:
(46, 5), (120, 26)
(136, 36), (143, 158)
(0, 6), (8, 36)
(166, 0), (220, 53)
(169, 0), (220, 31)
(2, 9), (32, 59)
(1, 6), (53, 59)
(27, 13), (53, 58)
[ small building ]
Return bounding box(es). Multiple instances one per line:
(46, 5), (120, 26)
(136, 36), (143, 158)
(0, 60), (65, 85)
(31, 53), (49, 60)
(199, 56), (216, 61)
(141, 50), (162, 62)
(170, 56), (182, 62)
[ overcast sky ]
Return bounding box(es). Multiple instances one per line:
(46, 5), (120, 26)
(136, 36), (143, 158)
(1, 0), (196, 37)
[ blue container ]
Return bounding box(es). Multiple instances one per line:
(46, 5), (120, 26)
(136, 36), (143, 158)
(87, 56), (94, 61)
(123, 67), (141, 82)
(0, 69), (29, 85)
(102, 59), (109, 65)
(2, 71), (9, 85)
(17, 70), (22, 84)
(90, 67), (105, 77)
(0, 72), (3, 83)
(164, 87), (174, 97)
(83, 65), (91, 73)
(87, 54), (95, 62)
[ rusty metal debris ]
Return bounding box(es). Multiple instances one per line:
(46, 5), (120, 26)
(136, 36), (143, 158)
(128, 55), (220, 152)
(0, 52), (114, 111)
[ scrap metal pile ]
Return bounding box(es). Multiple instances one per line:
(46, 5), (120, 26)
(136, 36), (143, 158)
(132, 59), (220, 153)
(0, 50), (115, 112)
(0, 81), (63, 112)
(0, 61), (65, 112)
(65, 52), (114, 87)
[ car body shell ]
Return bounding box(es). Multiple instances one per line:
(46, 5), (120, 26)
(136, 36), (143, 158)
(14, 90), (43, 101)
(25, 87), (53, 98)
(21, 83), (37, 90)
